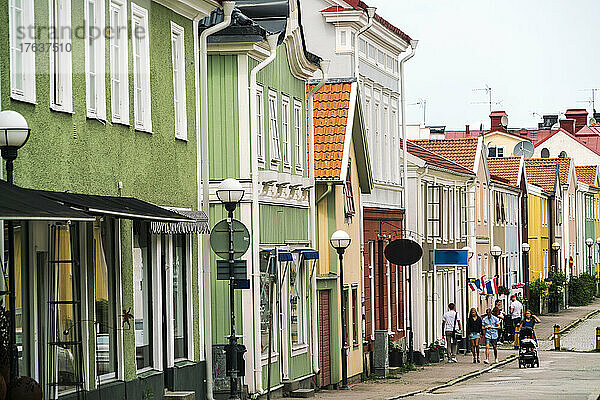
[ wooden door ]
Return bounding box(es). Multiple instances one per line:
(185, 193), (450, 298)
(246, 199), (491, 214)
(318, 290), (331, 387)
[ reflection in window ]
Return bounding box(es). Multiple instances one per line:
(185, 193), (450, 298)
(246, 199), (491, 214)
(260, 251), (276, 355)
(290, 257), (305, 346)
(133, 222), (153, 370)
(352, 287), (358, 346)
(95, 219), (117, 377)
(173, 234), (187, 360)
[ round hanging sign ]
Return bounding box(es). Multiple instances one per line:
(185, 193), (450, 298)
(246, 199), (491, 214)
(384, 239), (423, 266)
(210, 218), (251, 259)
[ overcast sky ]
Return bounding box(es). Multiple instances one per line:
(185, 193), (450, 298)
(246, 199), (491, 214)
(366, 0), (600, 130)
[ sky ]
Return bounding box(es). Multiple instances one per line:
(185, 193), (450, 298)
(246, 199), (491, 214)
(366, 0), (600, 130)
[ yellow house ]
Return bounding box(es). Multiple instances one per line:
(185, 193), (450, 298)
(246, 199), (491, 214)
(311, 80), (373, 387)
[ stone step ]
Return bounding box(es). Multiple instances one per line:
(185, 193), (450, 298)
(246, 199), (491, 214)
(289, 388), (314, 398)
(164, 391), (195, 400)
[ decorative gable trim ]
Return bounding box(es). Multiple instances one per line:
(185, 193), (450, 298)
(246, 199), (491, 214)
(284, 29), (319, 80)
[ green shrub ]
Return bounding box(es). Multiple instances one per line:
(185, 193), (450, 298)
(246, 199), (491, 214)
(568, 273), (598, 306)
(529, 279), (549, 314)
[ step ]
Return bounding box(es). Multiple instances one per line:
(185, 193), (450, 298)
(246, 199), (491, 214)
(164, 391), (195, 400)
(289, 388), (314, 398)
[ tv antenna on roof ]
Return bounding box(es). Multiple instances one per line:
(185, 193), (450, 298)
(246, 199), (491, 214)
(408, 98), (427, 126)
(471, 84), (503, 113)
(577, 88), (600, 113)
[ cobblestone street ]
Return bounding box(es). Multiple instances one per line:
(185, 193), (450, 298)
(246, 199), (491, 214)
(560, 311), (600, 351)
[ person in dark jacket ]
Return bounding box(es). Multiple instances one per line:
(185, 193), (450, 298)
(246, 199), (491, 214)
(466, 307), (483, 363)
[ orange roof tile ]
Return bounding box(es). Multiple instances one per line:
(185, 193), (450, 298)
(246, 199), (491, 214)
(309, 81), (353, 180)
(487, 157), (522, 188)
(403, 139), (474, 175)
(410, 137), (479, 171)
(525, 157), (571, 186)
(524, 159), (561, 192)
(575, 165), (598, 188)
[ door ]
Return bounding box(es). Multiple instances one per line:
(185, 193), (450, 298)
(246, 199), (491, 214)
(318, 290), (331, 387)
(160, 234), (169, 387)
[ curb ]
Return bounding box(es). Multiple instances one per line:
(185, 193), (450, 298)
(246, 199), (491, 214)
(545, 309), (600, 340)
(386, 356), (517, 399)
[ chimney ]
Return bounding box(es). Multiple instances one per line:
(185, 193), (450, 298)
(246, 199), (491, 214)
(539, 114), (558, 129)
(559, 119), (575, 134)
(465, 124), (470, 136)
(490, 111), (508, 132)
(564, 109), (588, 132)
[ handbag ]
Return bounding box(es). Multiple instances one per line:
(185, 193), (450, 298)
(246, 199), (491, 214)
(452, 311), (462, 340)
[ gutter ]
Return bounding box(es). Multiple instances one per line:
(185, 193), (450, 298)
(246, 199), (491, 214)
(249, 34), (279, 394)
(400, 40), (418, 207)
(354, 7), (376, 79)
(316, 182), (334, 204)
(198, 3), (235, 399)
(307, 60), (330, 374)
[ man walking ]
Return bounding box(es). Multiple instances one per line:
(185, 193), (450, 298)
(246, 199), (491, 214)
(482, 308), (500, 364)
(509, 294), (523, 339)
(442, 303), (462, 363)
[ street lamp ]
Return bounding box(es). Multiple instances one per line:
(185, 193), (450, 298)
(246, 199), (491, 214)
(521, 243), (530, 309)
(586, 238), (594, 275)
(216, 178), (244, 399)
(551, 241), (560, 275)
(491, 246), (502, 300)
(330, 230), (351, 390)
(0, 110), (31, 381)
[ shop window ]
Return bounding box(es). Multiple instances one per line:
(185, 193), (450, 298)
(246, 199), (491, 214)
(172, 234), (188, 360)
(260, 251), (277, 356)
(133, 222), (153, 370)
(290, 256), (305, 346)
(94, 219), (118, 378)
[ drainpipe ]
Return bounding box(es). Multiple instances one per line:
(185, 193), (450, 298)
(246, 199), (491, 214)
(400, 40), (418, 207)
(249, 34), (279, 394)
(199, 3), (234, 399)
(307, 60), (330, 374)
(354, 7), (376, 80)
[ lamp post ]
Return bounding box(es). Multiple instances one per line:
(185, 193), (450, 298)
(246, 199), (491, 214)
(491, 246), (502, 300)
(216, 178), (245, 399)
(330, 230), (351, 390)
(462, 246), (474, 355)
(586, 238), (594, 276)
(0, 110), (31, 381)
(551, 241), (560, 275)
(521, 243), (530, 310)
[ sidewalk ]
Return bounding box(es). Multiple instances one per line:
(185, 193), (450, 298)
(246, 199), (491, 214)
(314, 298), (600, 400)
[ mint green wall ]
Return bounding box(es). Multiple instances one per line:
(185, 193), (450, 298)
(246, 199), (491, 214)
(259, 205), (309, 244)
(0, 0), (201, 385)
(585, 194), (595, 270)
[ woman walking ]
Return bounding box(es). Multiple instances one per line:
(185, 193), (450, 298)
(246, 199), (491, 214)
(519, 309), (541, 344)
(466, 307), (483, 363)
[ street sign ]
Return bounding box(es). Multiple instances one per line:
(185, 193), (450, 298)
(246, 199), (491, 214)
(216, 260), (248, 280)
(434, 249), (468, 266)
(210, 219), (250, 259)
(234, 279), (250, 289)
(384, 239), (423, 266)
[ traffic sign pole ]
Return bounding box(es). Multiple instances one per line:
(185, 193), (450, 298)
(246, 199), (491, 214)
(227, 207), (239, 399)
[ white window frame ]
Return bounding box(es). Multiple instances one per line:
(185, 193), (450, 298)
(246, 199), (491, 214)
(391, 108), (398, 183)
(109, 0), (129, 124)
(476, 183), (481, 223)
(293, 100), (303, 172)
(483, 183), (488, 223)
(373, 101), (380, 181)
(497, 146), (504, 157)
(171, 22), (187, 140)
(132, 3), (152, 133)
(268, 90), (281, 164)
(49, 0), (73, 113)
(9, 0), (36, 103)
(85, 0), (106, 119)
(281, 95), (291, 167)
(257, 85), (265, 162)
(383, 105), (389, 182)
(290, 256), (307, 350)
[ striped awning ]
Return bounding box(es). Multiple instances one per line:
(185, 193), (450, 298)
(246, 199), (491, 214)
(150, 209), (209, 234)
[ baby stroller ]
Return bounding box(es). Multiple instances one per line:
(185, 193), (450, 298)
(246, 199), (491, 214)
(518, 327), (539, 368)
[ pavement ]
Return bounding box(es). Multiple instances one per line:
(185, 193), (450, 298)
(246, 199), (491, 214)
(314, 297), (600, 400)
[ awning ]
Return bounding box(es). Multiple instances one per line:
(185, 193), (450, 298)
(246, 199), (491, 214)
(0, 180), (94, 221)
(296, 248), (319, 260)
(36, 190), (193, 223)
(277, 250), (293, 262)
(150, 209), (210, 234)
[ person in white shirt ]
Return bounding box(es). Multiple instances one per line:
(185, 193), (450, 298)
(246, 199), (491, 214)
(441, 303), (462, 363)
(509, 295), (523, 339)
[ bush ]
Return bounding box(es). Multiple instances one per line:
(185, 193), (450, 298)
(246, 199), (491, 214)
(548, 271), (567, 311)
(568, 273), (598, 306)
(529, 279), (550, 314)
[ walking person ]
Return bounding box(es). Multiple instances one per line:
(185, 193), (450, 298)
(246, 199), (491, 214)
(509, 294), (523, 339)
(492, 300), (505, 343)
(482, 308), (501, 364)
(442, 303), (462, 363)
(466, 307), (483, 363)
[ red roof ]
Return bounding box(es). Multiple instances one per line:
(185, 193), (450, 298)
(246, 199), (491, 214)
(524, 158), (572, 187)
(574, 165), (598, 188)
(410, 137), (480, 171)
(534, 128), (600, 158)
(524, 160), (559, 193)
(321, 1), (411, 43)
(487, 157), (522, 188)
(401, 139), (474, 176)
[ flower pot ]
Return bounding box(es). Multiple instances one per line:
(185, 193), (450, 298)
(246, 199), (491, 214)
(428, 350), (441, 363)
(389, 349), (404, 367)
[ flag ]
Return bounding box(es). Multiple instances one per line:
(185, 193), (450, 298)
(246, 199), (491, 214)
(484, 278), (499, 295)
(480, 277), (486, 294)
(468, 281), (478, 291)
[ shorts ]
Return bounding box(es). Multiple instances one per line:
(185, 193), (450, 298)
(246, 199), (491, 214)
(486, 337), (498, 347)
(469, 333), (481, 340)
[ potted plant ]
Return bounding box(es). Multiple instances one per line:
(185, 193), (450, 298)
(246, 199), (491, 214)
(389, 340), (404, 367)
(428, 341), (445, 363)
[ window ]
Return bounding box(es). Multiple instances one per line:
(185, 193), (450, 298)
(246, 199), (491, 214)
(340, 30), (347, 46)
(442, 188), (448, 241)
(268, 91), (281, 162)
(9, 0), (35, 102)
(290, 256), (305, 346)
(172, 234), (188, 359)
(132, 4), (152, 132)
(342, 288), (349, 347)
(497, 147), (504, 157)
(294, 100), (303, 171)
(386, 55), (394, 71)
(133, 222), (153, 370)
(483, 184), (488, 223)
(282, 96), (291, 166)
(85, 0), (106, 119)
(427, 186), (441, 238)
(171, 23), (187, 140)
(476, 183), (481, 222)
(94, 219), (118, 378)
(391, 109), (397, 183)
(352, 287), (359, 346)
(344, 161), (355, 218)
(449, 188), (455, 240)
(50, 0), (73, 112)
(110, 0), (129, 124)
(257, 86), (265, 161)
(378, 50), (385, 66)
(383, 106), (389, 181)
(359, 38), (366, 54)
(460, 188), (468, 238)
(260, 251), (277, 355)
(373, 102), (380, 180)
(368, 43), (376, 60)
